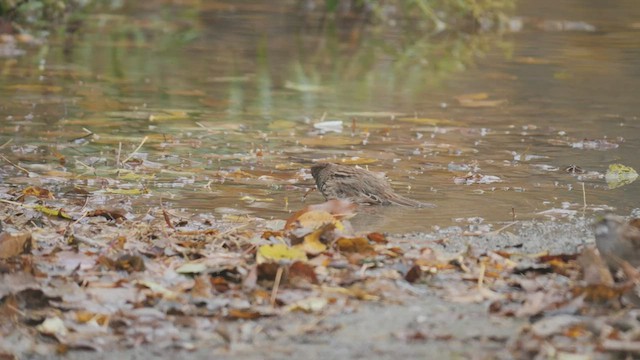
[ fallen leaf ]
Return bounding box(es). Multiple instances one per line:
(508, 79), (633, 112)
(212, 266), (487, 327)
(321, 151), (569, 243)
(605, 163), (638, 189)
(0, 231), (32, 259)
(257, 244), (307, 264)
(336, 237), (374, 254)
(286, 297), (328, 313)
(19, 186), (55, 200)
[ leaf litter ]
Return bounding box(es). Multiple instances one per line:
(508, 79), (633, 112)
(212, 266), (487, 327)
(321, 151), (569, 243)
(0, 171), (639, 359)
(0, 106), (636, 358)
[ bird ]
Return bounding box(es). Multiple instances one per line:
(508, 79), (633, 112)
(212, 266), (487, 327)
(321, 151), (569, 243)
(310, 162), (432, 208)
(594, 214), (640, 268)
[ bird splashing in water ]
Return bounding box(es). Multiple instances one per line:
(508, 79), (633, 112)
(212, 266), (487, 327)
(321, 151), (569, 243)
(310, 163), (433, 208)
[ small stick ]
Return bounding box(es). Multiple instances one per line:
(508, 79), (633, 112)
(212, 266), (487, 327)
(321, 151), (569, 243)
(121, 136), (149, 164)
(581, 182), (587, 209)
(0, 138), (13, 149)
(116, 142), (122, 168)
(491, 221), (518, 235)
(0, 154), (30, 175)
(270, 266), (284, 307)
(477, 261), (486, 289)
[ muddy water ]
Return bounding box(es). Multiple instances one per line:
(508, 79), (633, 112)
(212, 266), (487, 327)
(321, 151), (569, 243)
(1, 0), (639, 233)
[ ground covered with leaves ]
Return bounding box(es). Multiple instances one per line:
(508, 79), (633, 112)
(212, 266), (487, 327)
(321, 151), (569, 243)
(1, 182), (640, 359)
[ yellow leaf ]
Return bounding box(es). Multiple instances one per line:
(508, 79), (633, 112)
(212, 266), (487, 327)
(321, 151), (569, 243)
(338, 157), (378, 165)
(398, 117), (462, 126)
(294, 227), (328, 255)
(117, 172), (155, 181)
(268, 120), (297, 130)
(455, 93), (489, 101)
(33, 205), (73, 220)
(257, 244), (307, 264)
(21, 186), (55, 199)
(297, 210), (336, 229)
(104, 188), (148, 195)
(6, 84), (63, 92)
(605, 163), (638, 189)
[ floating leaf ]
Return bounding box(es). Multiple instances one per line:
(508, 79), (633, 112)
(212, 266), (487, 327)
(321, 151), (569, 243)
(299, 136), (362, 147)
(6, 84), (63, 92)
(117, 172), (155, 181)
(314, 120), (343, 133)
(104, 188), (148, 195)
(284, 81), (325, 93)
(605, 163), (638, 189)
(268, 120), (297, 130)
(256, 244), (307, 264)
(337, 157), (378, 165)
(398, 117), (462, 126)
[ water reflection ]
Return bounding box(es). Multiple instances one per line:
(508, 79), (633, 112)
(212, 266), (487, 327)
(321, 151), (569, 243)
(1, 1), (640, 233)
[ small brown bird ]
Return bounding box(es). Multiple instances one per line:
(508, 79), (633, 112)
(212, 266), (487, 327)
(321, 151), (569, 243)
(594, 214), (640, 268)
(310, 162), (432, 207)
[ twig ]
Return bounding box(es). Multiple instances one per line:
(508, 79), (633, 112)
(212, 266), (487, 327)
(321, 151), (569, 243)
(121, 136), (149, 164)
(490, 221), (518, 235)
(581, 182), (587, 209)
(0, 154), (30, 175)
(270, 266), (284, 307)
(116, 142), (122, 168)
(0, 138), (13, 149)
(477, 261), (486, 289)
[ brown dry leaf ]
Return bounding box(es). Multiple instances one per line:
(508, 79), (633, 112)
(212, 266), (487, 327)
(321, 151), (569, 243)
(0, 231), (32, 259)
(571, 283), (631, 302)
(299, 136), (362, 147)
(85, 209), (127, 221)
(191, 275), (213, 298)
(455, 93), (506, 108)
(285, 208), (344, 233)
(175, 229), (219, 236)
(288, 261), (319, 286)
(226, 308), (263, 320)
(405, 265), (423, 283)
(367, 232), (387, 244)
(458, 98), (507, 108)
(19, 186), (55, 200)
(97, 254), (145, 273)
(75, 311), (109, 326)
(577, 247), (614, 286)
(306, 199), (357, 219)
(336, 237), (374, 254)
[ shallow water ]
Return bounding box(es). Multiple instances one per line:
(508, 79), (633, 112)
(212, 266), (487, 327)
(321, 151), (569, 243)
(1, 0), (639, 233)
